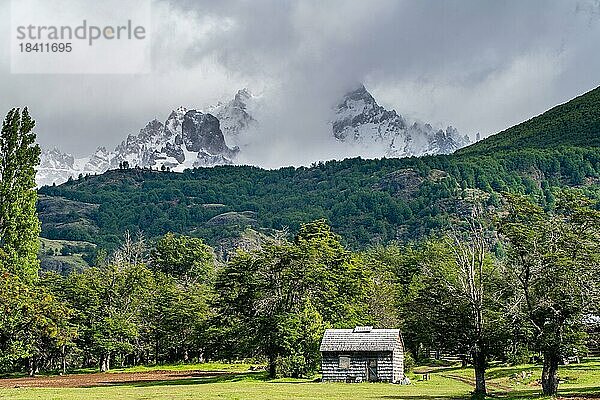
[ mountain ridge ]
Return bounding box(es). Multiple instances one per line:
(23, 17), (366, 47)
(37, 85), (470, 187)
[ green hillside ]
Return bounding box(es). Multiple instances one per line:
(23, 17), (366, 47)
(37, 146), (600, 254)
(36, 85), (600, 257)
(457, 85), (600, 155)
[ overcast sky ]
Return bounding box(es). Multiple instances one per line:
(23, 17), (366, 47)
(1, 0), (599, 161)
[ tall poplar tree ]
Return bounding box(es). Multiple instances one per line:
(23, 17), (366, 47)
(0, 108), (41, 281)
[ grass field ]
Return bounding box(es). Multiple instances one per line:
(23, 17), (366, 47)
(0, 359), (598, 400)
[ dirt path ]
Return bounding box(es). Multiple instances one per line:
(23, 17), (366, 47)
(0, 369), (235, 389)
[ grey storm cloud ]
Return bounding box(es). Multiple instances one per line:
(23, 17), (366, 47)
(0, 0), (599, 164)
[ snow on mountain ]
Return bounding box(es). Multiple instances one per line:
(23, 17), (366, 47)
(37, 105), (240, 187)
(37, 85), (471, 187)
(208, 88), (258, 148)
(332, 84), (470, 157)
(37, 147), (106, 187)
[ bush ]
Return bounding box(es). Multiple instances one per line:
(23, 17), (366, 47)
(403, 351), (415, 372)
(275, 355), (311, 378)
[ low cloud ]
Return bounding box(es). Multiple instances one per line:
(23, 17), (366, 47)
(0, 0), (599, 165)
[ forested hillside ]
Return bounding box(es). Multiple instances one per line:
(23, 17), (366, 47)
(37, 146), (600, 253)
(37, 85), (600, 257)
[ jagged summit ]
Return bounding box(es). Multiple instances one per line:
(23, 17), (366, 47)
(333, 84), (406, 142)
(208, 88), (258, 146)
(233, 88), (252, 104)
(38, 105), (239, 186)
(332, 85), (469, 157)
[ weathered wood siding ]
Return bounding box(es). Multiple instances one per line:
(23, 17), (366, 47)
(322, 351), (402, 383)
(392, 345), (404, 382)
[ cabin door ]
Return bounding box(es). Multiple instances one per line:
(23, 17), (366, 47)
(367, 358), (378, 382)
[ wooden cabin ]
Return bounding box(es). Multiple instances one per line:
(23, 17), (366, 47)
(320, 326), (404, 383)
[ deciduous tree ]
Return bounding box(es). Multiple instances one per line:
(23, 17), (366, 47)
(404, 207), (509, 395)
(500, 192), (600, 395)
(213, 220), (369, 378)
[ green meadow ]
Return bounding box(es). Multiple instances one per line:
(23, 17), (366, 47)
(1, 359), (598, 400)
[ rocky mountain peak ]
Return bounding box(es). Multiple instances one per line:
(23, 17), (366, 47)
(165, 107), (188, 137)
(174, 106), (188, 115)
(182, 110), (238, 158)
(332, 84), (469, 157)
(233, 88), (252, 104)
(333, 85), (405, 142)
(340, 84), (376, 106)
(90, 146), (110, 162)
(40, 147), (75, 169)
(142, 119), (164, 135)
(210, 88), (257, 143)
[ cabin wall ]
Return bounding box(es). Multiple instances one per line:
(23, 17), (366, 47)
(322, 351), (399, 383)
(392, 345), (404, 382)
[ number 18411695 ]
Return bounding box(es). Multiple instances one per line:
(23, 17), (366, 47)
(19, 42), (72, 52)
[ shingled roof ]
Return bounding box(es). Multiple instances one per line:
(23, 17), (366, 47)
(319, 327), (402, 352)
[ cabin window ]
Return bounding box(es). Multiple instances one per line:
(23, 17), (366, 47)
(339, 356), (350, 370)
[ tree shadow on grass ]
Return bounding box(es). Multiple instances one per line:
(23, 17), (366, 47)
(484, 365), (540, 380)
(89, 370), (600, 400)
(559, 364), (600, 372)
(101, 371), (268, 388)
(379, 387), (600, 400)
(268, 380), (319, 384)
(556, 386), (600, 398)
(484, 360), (599, 381)
(412, 364), (467, 375)
(377, 395), (468, 400)
(489, 385), (600, 399)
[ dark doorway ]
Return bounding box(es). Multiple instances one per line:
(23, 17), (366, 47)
(367, 358), (378, 382)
